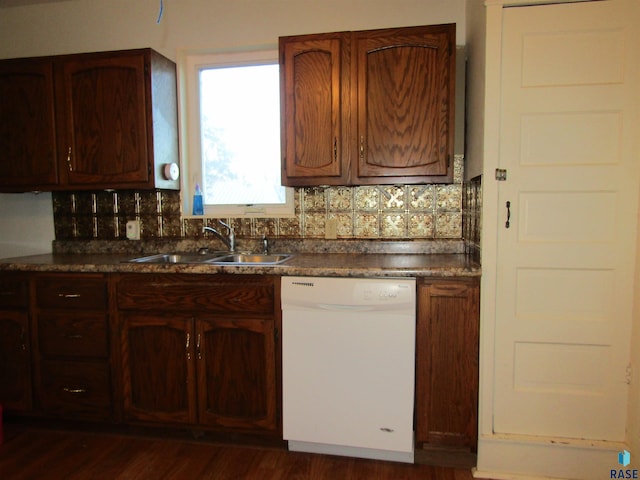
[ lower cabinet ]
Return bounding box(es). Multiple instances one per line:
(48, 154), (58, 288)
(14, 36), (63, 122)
(31, 273), (113, 421)
(415, 277), (480, 454)
(0, 273), (31, 412)
(196, 316), (276, 431)
(116, 274), (279, 434)
(2, 267), (479, 457)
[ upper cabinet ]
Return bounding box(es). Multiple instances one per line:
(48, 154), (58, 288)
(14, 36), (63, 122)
(280, 34), (350, 185)
(0, 59), (59, 188)
(0, 48), (179, 192)
(280, 24), (456, 186)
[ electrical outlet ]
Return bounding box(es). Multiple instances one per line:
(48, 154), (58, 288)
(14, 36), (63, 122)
(126, 220), (141, 240)
(325, 217), (337, 240)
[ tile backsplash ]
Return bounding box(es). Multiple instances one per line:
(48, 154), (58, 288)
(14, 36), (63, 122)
(53, 156), (472, 242)
(463, 175), (482, 262)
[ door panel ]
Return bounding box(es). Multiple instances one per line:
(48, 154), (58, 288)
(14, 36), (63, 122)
(60, 55), (149, 185)
(121, 313), (196, 424)
(197, 317), (277, 431)
(493, 0), (637, 440)
(0, 60), (58, 188)
(354, 27), (454, 181)
(280, 35), (348, 184)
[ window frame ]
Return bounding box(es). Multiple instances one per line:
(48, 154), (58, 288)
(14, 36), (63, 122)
(179, 48), (294, 218)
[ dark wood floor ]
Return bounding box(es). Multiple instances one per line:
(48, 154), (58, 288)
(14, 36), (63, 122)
(0, 427), (478, 479)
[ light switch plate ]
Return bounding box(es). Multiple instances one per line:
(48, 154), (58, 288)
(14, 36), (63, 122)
(126, 220), (140, 240)
(325, 217), (337, 239)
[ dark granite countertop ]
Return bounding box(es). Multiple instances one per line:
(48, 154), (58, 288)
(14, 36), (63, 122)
(0, 251), (480, 278)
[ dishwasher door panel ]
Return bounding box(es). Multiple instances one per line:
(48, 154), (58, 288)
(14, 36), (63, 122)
(282, 306), (415, 454)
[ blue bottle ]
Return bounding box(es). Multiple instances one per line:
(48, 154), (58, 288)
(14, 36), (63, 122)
(192, 183), (204, 215)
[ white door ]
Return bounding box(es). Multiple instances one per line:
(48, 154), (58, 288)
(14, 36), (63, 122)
(493, 0), (639, 440)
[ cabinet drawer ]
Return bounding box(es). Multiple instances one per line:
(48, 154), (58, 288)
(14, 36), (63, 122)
(38, 313), (109, 358)
(39, 360), (111, 420)
(0, 275), (28, 308)
(36, 276), (107, 309)
(116, 274), (275, 314)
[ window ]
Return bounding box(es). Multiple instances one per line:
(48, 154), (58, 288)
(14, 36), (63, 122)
(181, 49), (294, 217)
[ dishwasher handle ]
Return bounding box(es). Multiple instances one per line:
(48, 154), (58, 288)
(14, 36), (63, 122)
(316, 303), (375, 312)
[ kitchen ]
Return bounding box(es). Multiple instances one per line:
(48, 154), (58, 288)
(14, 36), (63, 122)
(0, 1), (638, 479)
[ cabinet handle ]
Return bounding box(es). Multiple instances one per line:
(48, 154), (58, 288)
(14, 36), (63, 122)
(505, 201), (511, 229)
(20, 329), (27, 351)
(359, 136), (364, 159)
(64, 334), (84, 339)
(0, 291), (17, 297)
(62, 387), (87, 394)
(186, 332), (191, 360)
(196, 333), (202, 360)
(333, 137), (337, 161)
(66, 147), (73, 172)
(58, 293), (81, 298)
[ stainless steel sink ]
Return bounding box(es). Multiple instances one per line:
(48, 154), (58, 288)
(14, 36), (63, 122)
(208, 253), (294, 265)
(126, 253), (225, 264)
(126, 252), (294, 265)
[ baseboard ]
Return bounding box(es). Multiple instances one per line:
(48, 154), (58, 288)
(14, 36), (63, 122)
(474, 434), (627, 480)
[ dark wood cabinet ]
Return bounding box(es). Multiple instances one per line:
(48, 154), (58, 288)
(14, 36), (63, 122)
(280, 24), (455, 186)
(280, 34), (350, 185)
(0, 49), (179, 192)
(197, 316), (277, 431)
(415, 277), (479, 456)
(115, 274), (280, 434)
(120, 312), (197, 424)
(0, 60), (59, 189)
(0, 273), (32, 412)
(31, 274), (113, 421)
(353, 25), (455, 184)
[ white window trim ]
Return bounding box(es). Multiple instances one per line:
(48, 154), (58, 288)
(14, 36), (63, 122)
(178, 48), (294, 218)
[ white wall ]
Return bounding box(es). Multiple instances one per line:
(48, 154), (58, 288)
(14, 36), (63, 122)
(0, 0), (466, 61)
(0, 192), (54, 258)
(463, 0), (485, 181)
(0, 0), (466, 257)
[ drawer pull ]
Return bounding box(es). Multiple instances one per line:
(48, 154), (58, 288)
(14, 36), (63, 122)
(64, 334), (84, 339)
(62, 387), (87, 394)
(0, 291), (17, 297)
(58, 293), (82, 299)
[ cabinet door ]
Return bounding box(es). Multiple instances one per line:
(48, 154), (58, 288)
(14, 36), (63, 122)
(280, 34), (350, 185)
(354, 25), (455, 184)
(120, 313), (197, 424)
(197, 317), (277, 432)
(57, 52), (150, 187)
(0, 310), (31, 411)
(0, 59), (59, 190)
(416, 279), (479, 450)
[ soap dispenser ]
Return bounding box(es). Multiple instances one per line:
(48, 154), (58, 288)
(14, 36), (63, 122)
(192, 183), (204, 215)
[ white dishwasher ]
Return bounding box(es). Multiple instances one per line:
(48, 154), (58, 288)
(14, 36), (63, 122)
(281, 276), (416, 463)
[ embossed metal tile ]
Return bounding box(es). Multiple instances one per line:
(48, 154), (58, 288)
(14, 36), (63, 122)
(354, 213), (380, 238)
(328, 187), (353, 211)
(409, 185), (435, 210)
(381, 186), (406, 211)
(354, 186), (380, 211)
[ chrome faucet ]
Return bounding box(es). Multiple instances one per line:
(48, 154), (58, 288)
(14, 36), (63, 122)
(203, 221), (236, 252)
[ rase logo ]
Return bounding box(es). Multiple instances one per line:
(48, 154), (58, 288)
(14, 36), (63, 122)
(611, 450), (639, 479)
